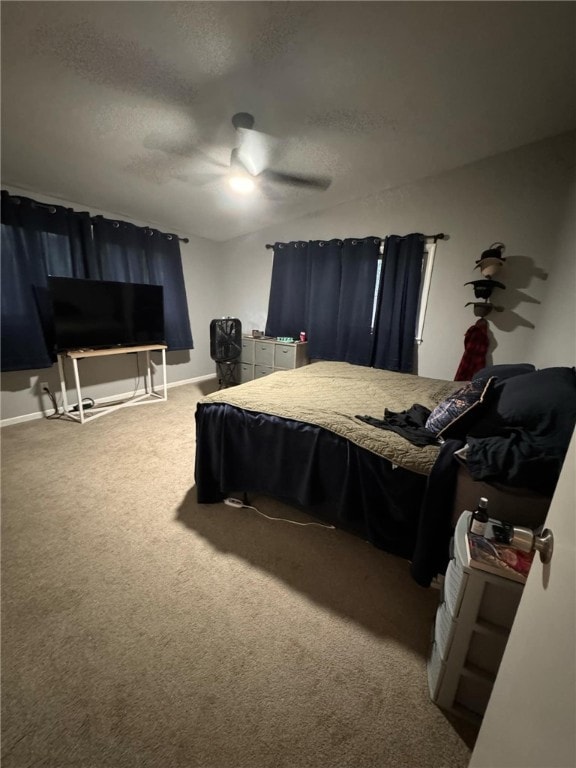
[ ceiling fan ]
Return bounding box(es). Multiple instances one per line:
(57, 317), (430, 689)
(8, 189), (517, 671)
(226, 112), (332, 194)
(144, 112), (332, 195)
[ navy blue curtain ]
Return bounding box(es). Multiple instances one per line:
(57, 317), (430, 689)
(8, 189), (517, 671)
(306, 239), (343, 360)
(335, 238), (381, 365)
(1, 191), (94, 371)
(265, 241), (309, 339)
(265, 236), (381, 364)
(91, 217), (193, 351)
(371, 233), (425, 372)
(1, 192), (194, 372)
(264, 233), (424, 371)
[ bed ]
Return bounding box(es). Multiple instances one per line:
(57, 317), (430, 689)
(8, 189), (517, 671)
(194, 361), (575, 583)
(194, 361), (462, 560)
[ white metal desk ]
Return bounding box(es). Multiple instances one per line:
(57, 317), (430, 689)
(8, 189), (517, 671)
(57, 344), (168, 424)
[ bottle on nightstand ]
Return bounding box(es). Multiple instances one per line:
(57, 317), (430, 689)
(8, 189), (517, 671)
(469, 496), (489, 536)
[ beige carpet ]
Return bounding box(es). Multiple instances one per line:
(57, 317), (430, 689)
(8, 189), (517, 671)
(1, 382), (476, 768)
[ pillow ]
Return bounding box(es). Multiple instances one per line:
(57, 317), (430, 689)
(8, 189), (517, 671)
(489, 366), (576, 434)
(425, 377), (494, 438)
(472, 363), (535, 382)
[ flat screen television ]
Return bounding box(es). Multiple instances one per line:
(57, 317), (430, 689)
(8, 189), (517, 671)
(47, 276), (165, 352)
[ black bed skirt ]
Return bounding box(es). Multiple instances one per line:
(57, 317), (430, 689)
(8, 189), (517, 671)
(194, 402), (429, 560)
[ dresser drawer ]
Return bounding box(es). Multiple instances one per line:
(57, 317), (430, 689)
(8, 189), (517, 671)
(427, 642), (445, 699)
(240, 338), (255, 363)
(239, 363), (254, 383)
(254, 343), (274, 366)
(444, 557), (468, 618)
(254, 365), (274, 378)
(435, 601), (456, 661)
(274, 344), (297, 368)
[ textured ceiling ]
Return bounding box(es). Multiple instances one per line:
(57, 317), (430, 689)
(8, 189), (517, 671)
(2, 2), (575, 242)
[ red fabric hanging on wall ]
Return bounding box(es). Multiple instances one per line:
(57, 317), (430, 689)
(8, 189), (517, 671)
(454, 318), (489, 381)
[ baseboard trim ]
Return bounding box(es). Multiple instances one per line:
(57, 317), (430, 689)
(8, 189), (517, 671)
(0, 373), (217, 427)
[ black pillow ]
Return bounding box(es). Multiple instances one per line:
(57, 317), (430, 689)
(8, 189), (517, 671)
(493, 366), (576, 433)
(472, 363), (535, 382)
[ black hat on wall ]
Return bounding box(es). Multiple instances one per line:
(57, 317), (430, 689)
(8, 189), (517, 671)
(464, 278), (506, 300)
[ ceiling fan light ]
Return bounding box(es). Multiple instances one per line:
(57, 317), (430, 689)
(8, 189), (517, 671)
(228, 175), (256, 194)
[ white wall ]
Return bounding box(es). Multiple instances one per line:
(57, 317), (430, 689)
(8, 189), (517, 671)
(528, 163), (576, 368)
(0, 186), (223, 423)
(218, 131), (576, 380)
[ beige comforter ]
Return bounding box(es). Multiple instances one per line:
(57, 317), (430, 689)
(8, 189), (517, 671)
(198, 361), (461, 475)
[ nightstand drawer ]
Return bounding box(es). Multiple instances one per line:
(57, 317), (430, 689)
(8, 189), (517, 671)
(274, 344), (296, 368)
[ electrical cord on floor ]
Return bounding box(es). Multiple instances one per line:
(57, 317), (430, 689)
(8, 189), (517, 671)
(130, 353), (142, 400)
(89, 355), (144, 409)
(44, 387), (95, 418)
(224, 497), (336, 529)
(44, 387), (64, 419)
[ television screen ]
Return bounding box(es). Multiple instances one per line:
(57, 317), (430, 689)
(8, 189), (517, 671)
(47, 276), (165, 352)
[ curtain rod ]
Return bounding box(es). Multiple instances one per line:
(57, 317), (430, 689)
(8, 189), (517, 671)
(265, 233), (445, 249)
(9, 195), (190, 243)
(105, 219), (189, 243)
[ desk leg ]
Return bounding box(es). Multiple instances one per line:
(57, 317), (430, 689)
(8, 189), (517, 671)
(145, 351), (152, 395)
(162, 348), (167, 400)
(57, 354), (70, 414)
(71, 358), (85, 424)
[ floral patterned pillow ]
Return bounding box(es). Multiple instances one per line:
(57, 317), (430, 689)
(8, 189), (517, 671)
(426, 377), (494, 438)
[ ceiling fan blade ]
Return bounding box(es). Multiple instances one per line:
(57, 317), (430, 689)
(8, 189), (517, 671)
(229, 146), (249, 174)
(255, 178), (289, 201)
(259, 169), (332, 191)
(174, 171), (225, 187)
(143, 133), (228, 169)
(236, 127), (279, 177)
